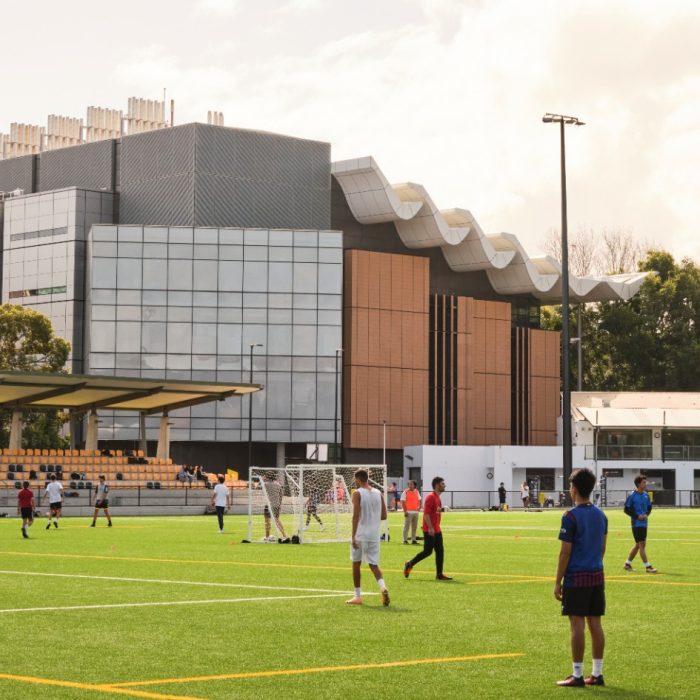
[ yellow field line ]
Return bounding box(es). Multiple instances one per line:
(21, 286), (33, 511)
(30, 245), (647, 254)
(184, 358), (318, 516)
(2, 551), (698, 588)
(111, 652), (525, 687)
(0, 550), (546, 580)
(606, 576), (700, 587)
(0, 673), (202, 700)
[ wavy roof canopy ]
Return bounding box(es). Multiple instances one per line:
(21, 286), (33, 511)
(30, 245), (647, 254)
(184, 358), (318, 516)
(331, 156), (650, 303)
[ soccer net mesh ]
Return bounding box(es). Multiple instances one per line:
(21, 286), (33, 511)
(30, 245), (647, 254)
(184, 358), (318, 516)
(247, 465), (387, 543)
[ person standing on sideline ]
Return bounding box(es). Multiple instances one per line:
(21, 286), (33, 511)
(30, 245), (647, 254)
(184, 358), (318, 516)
(17, 481), (34, 538)
(44, 473), (63, 529)
(498, 482), (507, 511)
(521, 481), (530, 509)
(346, 468), (389, 606)
(388, 482), (400, 511)
(404, 476), (452, 581)
(211, 474), (230, 533)
(624, 476), (658, 573)
(554, 468), (608, 687)
(91, 475), (113, 527)
(401, 480), (421, 544)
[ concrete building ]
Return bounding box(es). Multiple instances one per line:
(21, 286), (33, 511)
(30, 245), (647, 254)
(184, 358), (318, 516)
(0, 101), (649, 474)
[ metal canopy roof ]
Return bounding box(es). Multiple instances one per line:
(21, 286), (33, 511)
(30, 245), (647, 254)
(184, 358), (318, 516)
(0, 372), (262, 415)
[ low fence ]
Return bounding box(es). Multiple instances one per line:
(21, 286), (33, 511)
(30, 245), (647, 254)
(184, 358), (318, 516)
(2, 487), (699, 515)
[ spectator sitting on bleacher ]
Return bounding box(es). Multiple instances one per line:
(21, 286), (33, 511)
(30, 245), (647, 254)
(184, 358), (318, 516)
(177, 466), (193, 486)
(194, 465), (210, 487)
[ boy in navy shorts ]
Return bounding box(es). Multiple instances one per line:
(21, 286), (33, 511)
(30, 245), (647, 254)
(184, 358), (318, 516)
(554, 468), (607, 687)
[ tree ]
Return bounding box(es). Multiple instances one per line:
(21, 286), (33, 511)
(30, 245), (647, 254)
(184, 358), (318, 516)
(542, 252), (700, 392)
(0, 304), (71, 449)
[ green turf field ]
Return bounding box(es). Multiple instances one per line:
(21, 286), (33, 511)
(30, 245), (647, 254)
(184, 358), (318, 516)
(0, 508), (698, 699)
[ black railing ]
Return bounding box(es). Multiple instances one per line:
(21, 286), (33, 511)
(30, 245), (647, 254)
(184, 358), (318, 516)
(585, 445), (653, 460)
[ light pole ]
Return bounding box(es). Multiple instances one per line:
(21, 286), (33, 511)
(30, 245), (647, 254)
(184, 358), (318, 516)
(334, 348), (343, 463)
(542, 112), (585, 493)
(248, 343), (263, 470)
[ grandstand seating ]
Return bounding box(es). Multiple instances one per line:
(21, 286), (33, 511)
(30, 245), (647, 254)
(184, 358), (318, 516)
(0, 448), (247, 491)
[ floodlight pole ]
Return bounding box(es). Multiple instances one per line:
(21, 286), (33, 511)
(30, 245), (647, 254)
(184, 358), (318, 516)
(248, 343), (263, 471)
(543, 112), (585, 492)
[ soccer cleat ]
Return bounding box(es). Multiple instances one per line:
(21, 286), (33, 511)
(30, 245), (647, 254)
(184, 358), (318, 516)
(624, 563), (633, 571)
(556, 675), (585, 687)
(22, 528), (28, 539)
(436, 574), (453, 581)
(90, 523), (95, 527)
(403, 540), (408, 544)
(381, 588), (390, 606)
(46, 523), (51, 530)
(645, 565), (658, 574)
(345, 596), (363, 605)
(411, 540), (419, 545)
(403, 561), (413, 578)
(53, 521), (58, 528)
(319, 524), (326, 531)
(584, 675), (605, 686)
(108, 522), (113, 528)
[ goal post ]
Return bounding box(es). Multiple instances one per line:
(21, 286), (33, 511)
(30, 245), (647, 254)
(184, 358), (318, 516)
(247, 465), (387, 543)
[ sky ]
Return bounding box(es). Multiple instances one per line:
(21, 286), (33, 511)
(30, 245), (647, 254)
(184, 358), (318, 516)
(2, 0), (699, 263)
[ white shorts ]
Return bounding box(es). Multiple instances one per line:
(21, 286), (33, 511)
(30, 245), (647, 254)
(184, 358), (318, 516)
(350, 540), (380, 565)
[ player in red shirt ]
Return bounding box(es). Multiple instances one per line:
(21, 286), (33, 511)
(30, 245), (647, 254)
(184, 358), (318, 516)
(17, 481), (35, 539)
(403, 476), (452, 580)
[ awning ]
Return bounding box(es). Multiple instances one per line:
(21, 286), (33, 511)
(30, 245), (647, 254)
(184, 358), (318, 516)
(0, 371), (262, 415)
(577, 406), (700, 428)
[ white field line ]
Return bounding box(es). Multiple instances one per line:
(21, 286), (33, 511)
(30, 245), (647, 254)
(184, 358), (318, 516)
(0, 570), (353, 594)
(0, 592), (357, 615)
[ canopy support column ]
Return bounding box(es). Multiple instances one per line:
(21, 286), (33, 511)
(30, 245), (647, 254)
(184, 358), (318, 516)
(9, 409), (23, 450)
(156, 413), (170, 461)
(85, 409), (99, 452)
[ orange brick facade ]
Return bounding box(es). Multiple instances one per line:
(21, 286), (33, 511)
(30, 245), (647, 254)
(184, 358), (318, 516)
(343, 250), (429, 449)
(344, 250), (559, 449)
(456, 297), (512, 445)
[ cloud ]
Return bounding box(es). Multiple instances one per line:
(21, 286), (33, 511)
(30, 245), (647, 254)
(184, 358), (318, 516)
(192, 0), (239, 18)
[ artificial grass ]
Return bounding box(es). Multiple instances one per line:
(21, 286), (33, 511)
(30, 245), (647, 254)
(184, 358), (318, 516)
(0, 508), (698, 699)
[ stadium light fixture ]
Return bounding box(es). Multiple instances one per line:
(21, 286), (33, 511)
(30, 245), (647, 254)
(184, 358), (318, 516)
(542, 112), (585, 496)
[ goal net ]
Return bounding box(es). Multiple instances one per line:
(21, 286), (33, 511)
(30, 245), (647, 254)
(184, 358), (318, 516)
(247, 465), (387, 543)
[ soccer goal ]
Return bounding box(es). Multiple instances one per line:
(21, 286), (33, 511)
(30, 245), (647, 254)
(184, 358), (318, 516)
(247, 465), (387, 543)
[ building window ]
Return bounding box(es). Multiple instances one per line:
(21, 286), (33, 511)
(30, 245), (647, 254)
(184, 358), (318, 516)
(597, 429), (652, 460)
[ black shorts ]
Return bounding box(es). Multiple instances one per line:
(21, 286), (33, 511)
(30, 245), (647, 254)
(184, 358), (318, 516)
(562, 585), (605, 617)
(95, 499), (109, 509)
(50, 502), (62, 512)
(20, 507), (33, 519)
(632, 527), (648, 543)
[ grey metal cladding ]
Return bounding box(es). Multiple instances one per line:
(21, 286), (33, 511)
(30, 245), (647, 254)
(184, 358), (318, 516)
(119, 125), (196, 225)
(193, 124), (331, 229)
(120, 173), (195, 226)
(120, 124), (195, 184)
(39, 140), (115, 192)
(0, 155), (35, 193)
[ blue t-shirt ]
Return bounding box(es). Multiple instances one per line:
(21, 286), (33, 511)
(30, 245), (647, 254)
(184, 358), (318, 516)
(624, 490), (651, 528)
(559, 503), (608, 587)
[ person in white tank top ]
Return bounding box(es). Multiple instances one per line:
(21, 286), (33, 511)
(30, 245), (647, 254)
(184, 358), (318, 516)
(346, 469), (389, 607)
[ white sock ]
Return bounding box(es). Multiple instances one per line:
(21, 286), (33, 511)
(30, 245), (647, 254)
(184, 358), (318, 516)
(377, 578), (386, 590)
(645, 562), (653, 568)
(573, 662), (584, 678)
(354, 587), (361, 597)
(592, 659), (603, 677)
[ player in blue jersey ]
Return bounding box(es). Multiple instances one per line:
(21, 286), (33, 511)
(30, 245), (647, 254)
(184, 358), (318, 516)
(554, 468), (607, 688)
(624, 475), (658, 574)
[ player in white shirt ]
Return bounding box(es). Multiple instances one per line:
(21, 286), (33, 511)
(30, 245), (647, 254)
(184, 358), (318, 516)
(346, 468), (389, 607)
(44, 474), (64, 529)
(91, 475), (113, 527)
(211, 474), (231, 533)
